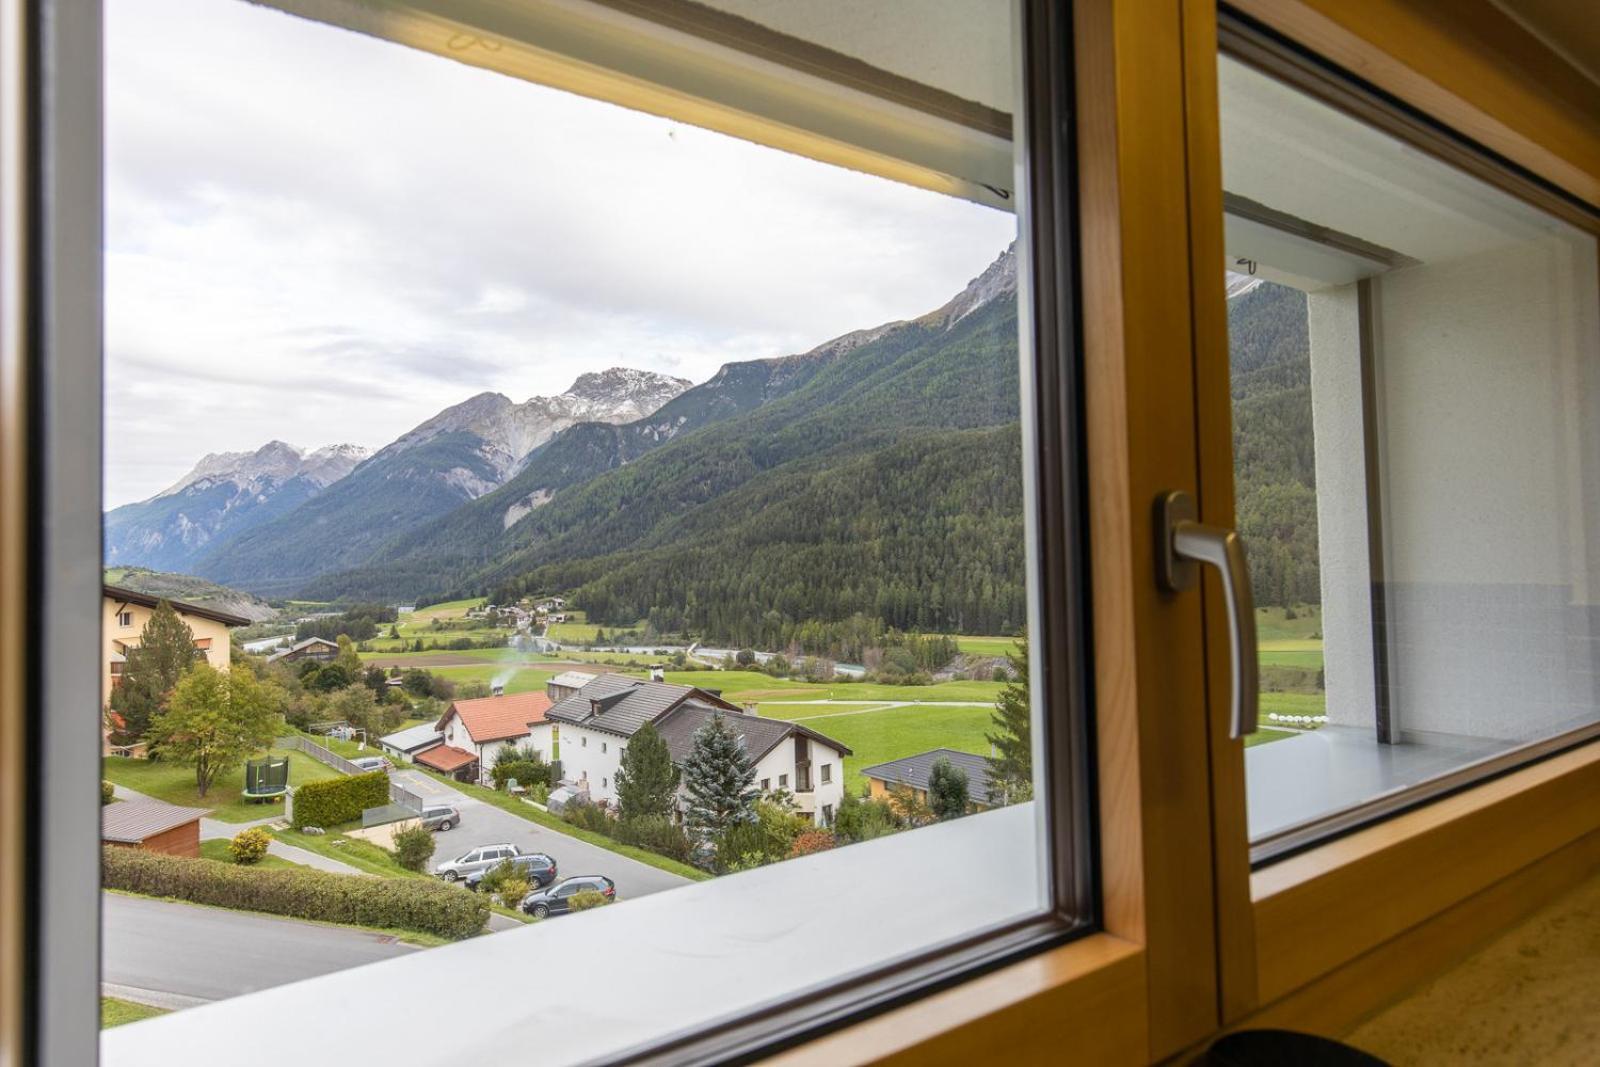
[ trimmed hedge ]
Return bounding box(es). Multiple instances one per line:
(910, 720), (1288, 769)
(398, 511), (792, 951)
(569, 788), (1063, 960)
(290, 771), (389, 829)
(103, 846), (488, 940)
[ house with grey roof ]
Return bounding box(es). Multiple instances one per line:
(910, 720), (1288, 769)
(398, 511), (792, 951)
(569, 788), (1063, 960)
(545, 673), (852, 827)
(860, 748), (998, 811)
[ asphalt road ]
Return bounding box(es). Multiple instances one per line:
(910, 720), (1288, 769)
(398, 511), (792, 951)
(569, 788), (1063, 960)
(391, 769), (693, 901)
(102, 893), (416, 1006)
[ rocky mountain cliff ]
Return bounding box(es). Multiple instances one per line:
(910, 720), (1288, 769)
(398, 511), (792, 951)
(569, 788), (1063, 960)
(104, 441), (368, 573)
(187, 368), (690, 594)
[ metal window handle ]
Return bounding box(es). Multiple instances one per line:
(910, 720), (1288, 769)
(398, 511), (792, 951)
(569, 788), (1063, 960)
(1156, 490), (1259, 739)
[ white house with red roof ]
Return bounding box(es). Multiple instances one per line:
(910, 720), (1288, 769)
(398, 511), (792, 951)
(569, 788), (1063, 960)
(414, 691), (553, 784)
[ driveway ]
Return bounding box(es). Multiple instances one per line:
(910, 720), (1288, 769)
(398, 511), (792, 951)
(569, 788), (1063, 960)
(391, 769), (692, 901)
(102, 893), (416, 1007)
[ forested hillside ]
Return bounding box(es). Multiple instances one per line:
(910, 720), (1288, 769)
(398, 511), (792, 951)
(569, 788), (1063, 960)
(1227, 280), (1319, 607)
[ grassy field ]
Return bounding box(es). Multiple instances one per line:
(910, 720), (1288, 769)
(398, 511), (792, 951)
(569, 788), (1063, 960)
(198, 838), (300, 869)
(428, 665), (556, 695)
(1255, 604), (1322, 642)
(271, 825), (425, 878)
(102, 997), (167, 1029)
(1260, 691), (1327, 718)
(1245, 727), (1297, 748)
(955, 635), (1021, 658)
(103, 749), (340, 822)
(659, 669), (1006, 705)
(755, 701), (993, 792)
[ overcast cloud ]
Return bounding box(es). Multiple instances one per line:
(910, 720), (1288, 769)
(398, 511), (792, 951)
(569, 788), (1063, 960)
(105, 0), (1016, 507)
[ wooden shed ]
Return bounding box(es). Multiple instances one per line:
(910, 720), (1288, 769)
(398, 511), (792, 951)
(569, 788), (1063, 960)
(101, 799), (209, 858)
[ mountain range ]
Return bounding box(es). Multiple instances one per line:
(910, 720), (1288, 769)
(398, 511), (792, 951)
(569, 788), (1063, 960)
(105, 369), (690, 588)
(103, 243), (1314, 647)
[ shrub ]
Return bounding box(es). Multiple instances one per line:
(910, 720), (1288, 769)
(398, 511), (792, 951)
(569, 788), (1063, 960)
(495, 876), (530, 908)
(569, 889), (609, 912)
(491, 743), (552, 792)
(290, 771), (389, 829)
(614, 815), (692, 862)
(788, 829), (837, 858)
(101, 780), (114, 805)
(228, 827), (272, 865)
(562, 802), (615, 835)
(103, 846), (487, 939)
(391, 825), (435, 872)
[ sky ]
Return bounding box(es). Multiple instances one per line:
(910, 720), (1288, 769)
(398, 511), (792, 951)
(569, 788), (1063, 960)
(103, 0), (1016, 507)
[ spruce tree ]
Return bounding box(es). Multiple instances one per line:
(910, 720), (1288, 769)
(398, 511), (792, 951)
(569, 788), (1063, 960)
(108, 600), (197, 746)
(681, 712), (756, 845)
(985, 631), (1032, 803)
(928, 756), (970, 820)
(615, 722), (680, 820)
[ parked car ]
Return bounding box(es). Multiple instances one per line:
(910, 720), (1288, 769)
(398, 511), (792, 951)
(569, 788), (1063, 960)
(464, 852), (557, 891)
(420, 805), (460, 832)
(350, 756), (391, 773)
(519, 875), (616, 918)
(434, 843), (523, 882)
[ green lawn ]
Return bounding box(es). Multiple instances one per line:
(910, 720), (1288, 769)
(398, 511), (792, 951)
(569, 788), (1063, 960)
(427, 665), (556, 695)
(103, 749), (341, 822)
(955, 635), (1022, 658)
(408, 768), (711, 883)
(658, 669), (1005, 705)
(1259, 649), (1324, 669)
(1255, 605), (1322, 642)
(271, 825), (426, 878)
(198, 838), (299, 869)
(360, 648), (550, 664)
(757, 702), (895, 719)
(1260, 691), (1327, 719)
(1244, 727), (1297, 748)
(102, 997), (167, 1029)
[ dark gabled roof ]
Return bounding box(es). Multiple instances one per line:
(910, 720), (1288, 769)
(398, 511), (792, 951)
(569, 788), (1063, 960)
(103, 584), (251, 628)
(860, 748), (996, 805)
(544, 675), (740, 738)
(652, 703), (852, 766)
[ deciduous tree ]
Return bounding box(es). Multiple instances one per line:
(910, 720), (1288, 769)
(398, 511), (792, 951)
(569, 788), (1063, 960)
(148, 665), (284, 797)
(927, 756), (970, 820)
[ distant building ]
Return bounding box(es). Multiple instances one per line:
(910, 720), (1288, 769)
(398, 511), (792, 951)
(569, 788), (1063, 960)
(546, 670), (598, 703)
(546, 675), (852, 826)
(418, 691), (554, 784)
(265, 637), (340, 665)
(377, 721), (445, 763)
(101, 799), (208, 858)
(103, 585), (249, 753)
(860, 748), (998, 811)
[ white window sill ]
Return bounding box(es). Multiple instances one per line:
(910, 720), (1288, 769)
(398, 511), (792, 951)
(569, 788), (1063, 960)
(101, 803), (1042, 1066)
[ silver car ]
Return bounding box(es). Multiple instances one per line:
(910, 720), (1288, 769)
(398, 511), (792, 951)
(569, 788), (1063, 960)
(434, 843), (522, 883)
(420, 805), (460, 832)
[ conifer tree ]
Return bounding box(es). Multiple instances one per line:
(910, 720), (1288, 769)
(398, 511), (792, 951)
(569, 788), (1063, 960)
(615, 722), (680, 820)
(985, 631), (1032, 803)
(681, 712), (756, 845)
(107, 600), (197, 746)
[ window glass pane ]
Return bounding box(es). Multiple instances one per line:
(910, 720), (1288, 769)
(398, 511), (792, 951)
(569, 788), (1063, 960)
(1219, 54), (1600, 852)
(100, 0), (1070, 1059)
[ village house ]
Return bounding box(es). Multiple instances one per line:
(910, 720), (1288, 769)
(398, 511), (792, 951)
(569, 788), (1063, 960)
(415, 690), (553, 784)
(103, 584), (249, 710)
(264, 636), (340, 666)
(861, 748), (998, 812)
(546, 673), (852, 827)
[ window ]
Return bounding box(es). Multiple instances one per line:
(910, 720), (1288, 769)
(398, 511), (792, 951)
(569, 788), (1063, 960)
(117, 610), (132, 627)
(81, 1), (1094, 1063)
(1218, 48), (1600, 858)
(821, 764), (832, 785)
(760, 778), (770, 792)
